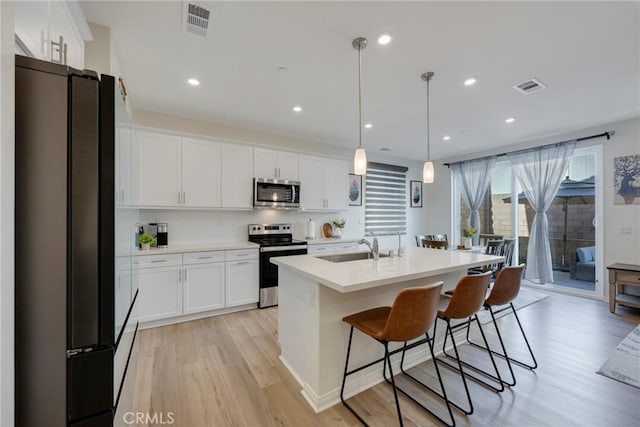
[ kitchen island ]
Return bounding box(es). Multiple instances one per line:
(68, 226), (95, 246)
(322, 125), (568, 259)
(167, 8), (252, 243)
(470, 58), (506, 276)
(271, 247), (504, 412)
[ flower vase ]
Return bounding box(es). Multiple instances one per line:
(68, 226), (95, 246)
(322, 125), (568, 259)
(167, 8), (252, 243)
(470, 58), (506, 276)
(462, 237), (472, 249)
(332, 228), (343, 238)
(141, 242), (151, 250)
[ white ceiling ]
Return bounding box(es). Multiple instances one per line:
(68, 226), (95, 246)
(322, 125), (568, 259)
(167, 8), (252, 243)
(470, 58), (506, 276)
(81, 1), (640, 161)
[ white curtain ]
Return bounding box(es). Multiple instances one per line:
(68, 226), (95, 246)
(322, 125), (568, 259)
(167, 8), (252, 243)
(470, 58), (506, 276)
(451, 157), (497, 245)
(508, 142), (576, 283)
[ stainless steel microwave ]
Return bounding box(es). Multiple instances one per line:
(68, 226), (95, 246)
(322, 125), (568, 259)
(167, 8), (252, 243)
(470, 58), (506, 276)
(254, 178), (301, 209)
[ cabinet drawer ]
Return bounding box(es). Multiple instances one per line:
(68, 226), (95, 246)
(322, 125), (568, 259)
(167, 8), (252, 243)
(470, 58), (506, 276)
(133, 253), (182, 269)
(226, 249), (258, 261)
(183, 251), (226, 265)
(308, 244), (335, 254)
(336, 243), (359, 252)
(617, 272), (640, 285)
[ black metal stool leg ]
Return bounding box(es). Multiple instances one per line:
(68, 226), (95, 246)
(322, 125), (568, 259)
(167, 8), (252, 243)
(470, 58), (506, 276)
(340, 326), (368, 426)
(384, 342), (404, 427)
(510, 303), (538, 369)
(466, 303), (537, 371)
(435, 318), (474, 415)
(395, 330), (457, 426)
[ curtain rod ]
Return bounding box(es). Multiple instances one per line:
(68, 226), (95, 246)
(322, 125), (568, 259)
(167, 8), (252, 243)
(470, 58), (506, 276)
(443, 131), (614, 167)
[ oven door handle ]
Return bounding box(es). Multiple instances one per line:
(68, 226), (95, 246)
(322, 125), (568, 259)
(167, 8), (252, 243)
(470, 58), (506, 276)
(260, 245), (308, 253)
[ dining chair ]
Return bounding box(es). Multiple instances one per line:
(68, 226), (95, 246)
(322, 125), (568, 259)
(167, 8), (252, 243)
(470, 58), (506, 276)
(415, 234), (429, 247)
(468, 239), (505, 275)
(425, 240), (448, 250)
(427, 234), (449, 246)
(340, 282), (454, 426)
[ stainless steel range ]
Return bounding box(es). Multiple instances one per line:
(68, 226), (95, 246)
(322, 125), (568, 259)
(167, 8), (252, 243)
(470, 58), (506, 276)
(248, 223), (308, 308)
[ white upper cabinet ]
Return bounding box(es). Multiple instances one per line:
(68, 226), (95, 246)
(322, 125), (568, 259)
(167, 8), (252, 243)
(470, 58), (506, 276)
(116, 128), (132, 206)
(299, 155), (348, 211)
(325, 158), (349, 210)
(253, 148), (299, 181)
(14, 0), (89, 69)
(299, 155), (326, 209)
(131, 130), (182, 206)
(182, 138), (221, 208)
(221, 144), (253, 208)
(131, 132), (224, 208)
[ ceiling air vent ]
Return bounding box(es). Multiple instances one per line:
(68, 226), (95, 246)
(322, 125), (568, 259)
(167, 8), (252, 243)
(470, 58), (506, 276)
(183, 2), (211, 37)
(512, 78), (547, 95)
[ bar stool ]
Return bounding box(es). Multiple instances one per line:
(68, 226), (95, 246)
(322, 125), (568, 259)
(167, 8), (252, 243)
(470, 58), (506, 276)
(340, 282), (454, 427)
(463, 264), (538, 386)
(434, 272), (504, 416)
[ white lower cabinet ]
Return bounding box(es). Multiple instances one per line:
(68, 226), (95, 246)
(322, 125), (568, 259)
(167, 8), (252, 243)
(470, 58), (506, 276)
(136, 248), (259, 326)
(137, 266), (183, 322)
(183, 262), (225, 314)
(226, 259), (259, 307)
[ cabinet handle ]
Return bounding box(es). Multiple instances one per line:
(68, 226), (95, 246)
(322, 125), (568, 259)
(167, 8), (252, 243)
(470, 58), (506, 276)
(184, 268), (188, 281)
(120, 189), (125, 203)
(235, 253), (249, 257)
(178, 192), (182, 204)
(151, 259), (168, 263)
(183, 192), (186, 204)
(198, 256), (213, 259)
(316, 247), (327, 251)
(178, 269), (182, 282)
(234, 261), (250, 265)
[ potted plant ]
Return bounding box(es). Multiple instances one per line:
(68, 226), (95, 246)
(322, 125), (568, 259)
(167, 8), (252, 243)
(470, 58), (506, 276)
(332, 218), (346, 238)
(462, 226), (477, 249)
(139, 233), (155, 250)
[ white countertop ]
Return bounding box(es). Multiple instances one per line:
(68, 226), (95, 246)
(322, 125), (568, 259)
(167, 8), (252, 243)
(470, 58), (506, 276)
(130, 241), (259, 256)
(271, 247), (504, 293)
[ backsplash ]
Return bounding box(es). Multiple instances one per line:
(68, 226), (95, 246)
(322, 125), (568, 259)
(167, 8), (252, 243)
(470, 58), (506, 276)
(138, 207), (367, 245)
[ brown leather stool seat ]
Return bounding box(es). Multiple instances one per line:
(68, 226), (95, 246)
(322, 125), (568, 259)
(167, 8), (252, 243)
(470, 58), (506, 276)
(340, 282), (455, 427)
(462, 264), (538, 386)
(433, 272), (505, 416)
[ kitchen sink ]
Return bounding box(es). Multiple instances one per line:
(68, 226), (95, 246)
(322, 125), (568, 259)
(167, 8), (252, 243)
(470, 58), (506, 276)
(316, 252), (390, 262)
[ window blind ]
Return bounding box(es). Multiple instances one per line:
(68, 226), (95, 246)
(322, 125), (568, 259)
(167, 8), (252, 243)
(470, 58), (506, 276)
(365, 162), (408, 235)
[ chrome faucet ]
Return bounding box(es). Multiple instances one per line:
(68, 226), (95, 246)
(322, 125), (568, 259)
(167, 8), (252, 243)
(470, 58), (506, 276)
(394, 230), (403, 257)
(359, 234), (379, 260)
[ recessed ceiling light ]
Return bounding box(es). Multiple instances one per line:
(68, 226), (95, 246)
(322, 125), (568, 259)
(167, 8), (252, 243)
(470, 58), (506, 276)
(377, 34), (392, 45)
(443, 135), (451, 141)
(292, 106), (302, 113)
(464, 78), (476, 86)
(364, 123), (373, 129)
(187, 78), (200, 86)
(505, 117), (515, 123)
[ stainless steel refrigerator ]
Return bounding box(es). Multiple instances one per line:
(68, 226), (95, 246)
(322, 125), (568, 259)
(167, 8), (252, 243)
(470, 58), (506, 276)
(15, 55), (134, 426)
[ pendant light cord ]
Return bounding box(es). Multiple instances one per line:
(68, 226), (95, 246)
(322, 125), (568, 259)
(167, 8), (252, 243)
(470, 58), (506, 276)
(358, 44), (363, 149)
(426, 75), (430, 160)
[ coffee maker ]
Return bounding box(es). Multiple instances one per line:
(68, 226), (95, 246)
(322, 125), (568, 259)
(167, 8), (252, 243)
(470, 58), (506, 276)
(156, 223), (168, 248)
(148, 222), (169, 248)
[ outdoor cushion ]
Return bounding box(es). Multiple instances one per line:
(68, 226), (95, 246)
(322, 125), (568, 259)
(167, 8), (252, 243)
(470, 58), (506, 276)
(576, 246), (595, 264)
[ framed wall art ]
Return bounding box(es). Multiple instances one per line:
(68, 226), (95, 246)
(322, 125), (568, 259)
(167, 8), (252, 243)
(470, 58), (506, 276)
(614, 154), (640, 205)
(348, 174), (362, 206)
(410, 180), (422, 208)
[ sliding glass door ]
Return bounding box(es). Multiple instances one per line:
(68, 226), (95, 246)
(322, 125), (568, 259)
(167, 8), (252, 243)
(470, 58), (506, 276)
(452, 145), (603, 297)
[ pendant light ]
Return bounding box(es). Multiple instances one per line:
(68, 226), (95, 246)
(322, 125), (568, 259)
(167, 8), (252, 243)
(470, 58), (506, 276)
(421, 71), (435, 183)
(353, 37), (368, 176)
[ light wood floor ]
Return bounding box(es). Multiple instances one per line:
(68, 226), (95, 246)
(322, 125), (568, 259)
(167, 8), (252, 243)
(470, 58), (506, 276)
(123, 292), (640, 427)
